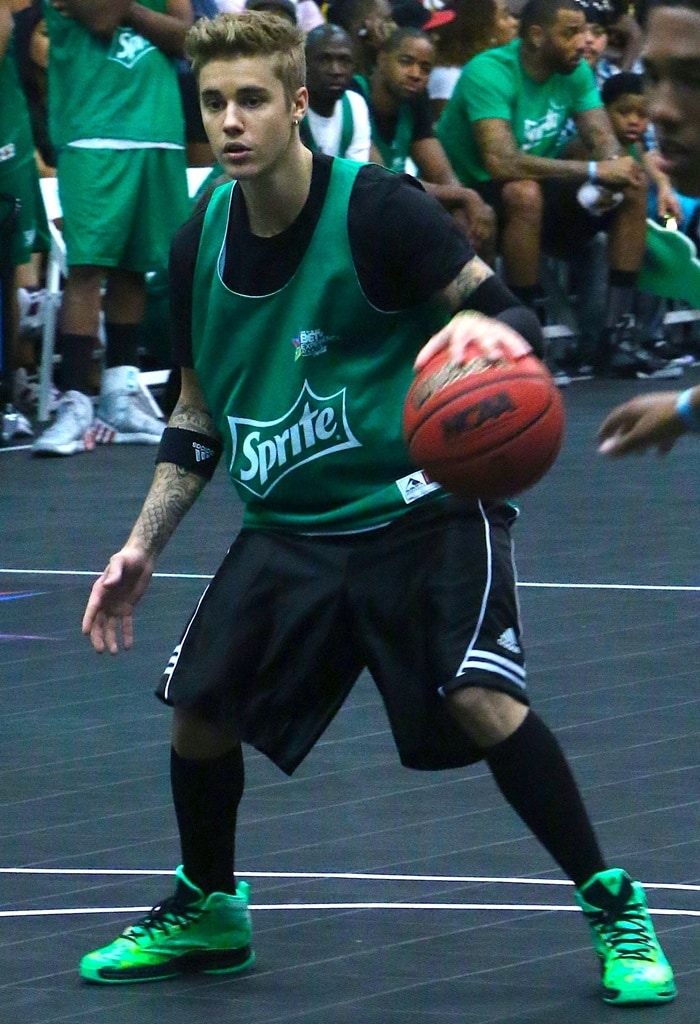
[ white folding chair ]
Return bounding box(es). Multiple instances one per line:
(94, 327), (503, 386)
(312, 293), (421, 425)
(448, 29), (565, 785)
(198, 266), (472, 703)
(37, 177), (67, 423)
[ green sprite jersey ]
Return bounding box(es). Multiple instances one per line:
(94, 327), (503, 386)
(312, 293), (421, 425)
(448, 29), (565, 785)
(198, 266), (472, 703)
(436, 39), (602, 185)
(192, 158), (450, 534)
(44, 0), (184, 149)
(0, 34), (35, 174)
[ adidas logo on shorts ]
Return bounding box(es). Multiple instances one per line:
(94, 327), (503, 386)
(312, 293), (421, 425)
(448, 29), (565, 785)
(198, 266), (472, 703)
(497, 627), (521, 654)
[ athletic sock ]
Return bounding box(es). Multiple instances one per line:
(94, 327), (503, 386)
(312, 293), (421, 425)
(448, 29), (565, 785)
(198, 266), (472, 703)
(170, 745), (244, 896)
(104, 322), (143, 369)
(485, 710), (606, 887)
(607, 270), (638, 328)
(58, 333), (97, 394)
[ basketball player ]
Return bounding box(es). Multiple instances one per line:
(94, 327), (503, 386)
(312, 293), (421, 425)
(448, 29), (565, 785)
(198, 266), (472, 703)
(79, 12), (675, 1005)
(599, 0), (700, 454)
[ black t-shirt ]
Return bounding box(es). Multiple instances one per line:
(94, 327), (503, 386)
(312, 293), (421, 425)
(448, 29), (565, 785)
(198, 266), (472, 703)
(169, 155), (473, 367)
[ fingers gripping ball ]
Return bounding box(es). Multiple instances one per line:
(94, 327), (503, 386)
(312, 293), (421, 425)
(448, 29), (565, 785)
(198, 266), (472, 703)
(403, 350), (565, 500)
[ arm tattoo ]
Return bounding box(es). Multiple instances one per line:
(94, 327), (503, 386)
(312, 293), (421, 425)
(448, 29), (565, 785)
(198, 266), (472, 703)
(131, 463), (207, 557)
(443, 255), (494, 310)
(575, 108), (621, 160)
(128, 391), (222, 556)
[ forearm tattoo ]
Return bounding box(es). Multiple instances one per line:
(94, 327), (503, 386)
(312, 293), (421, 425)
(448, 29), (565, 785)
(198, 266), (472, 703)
(130, 397), (222, 556)
(445, 255), (494, 309)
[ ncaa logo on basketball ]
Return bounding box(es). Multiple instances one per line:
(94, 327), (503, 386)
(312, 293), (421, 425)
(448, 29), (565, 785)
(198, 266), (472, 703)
(227, 381), (361, 498)
(442, 391), (516, 438)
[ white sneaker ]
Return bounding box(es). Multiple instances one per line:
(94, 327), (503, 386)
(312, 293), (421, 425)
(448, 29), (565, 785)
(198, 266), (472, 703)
(13, 368), (62, 416)
(1, 406), (34, 443)
(32, 390), (95, 456)
(94, 365), (165, 445)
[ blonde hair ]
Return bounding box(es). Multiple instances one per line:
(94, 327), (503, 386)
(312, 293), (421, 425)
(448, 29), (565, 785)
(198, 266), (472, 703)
(186, 12), (306, 103)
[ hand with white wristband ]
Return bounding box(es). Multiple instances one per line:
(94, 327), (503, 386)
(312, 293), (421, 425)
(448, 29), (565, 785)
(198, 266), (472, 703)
(597, 386), (700, 456)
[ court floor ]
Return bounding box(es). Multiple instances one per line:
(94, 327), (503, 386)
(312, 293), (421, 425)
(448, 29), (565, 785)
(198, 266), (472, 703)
(1, 372), (699, 1023)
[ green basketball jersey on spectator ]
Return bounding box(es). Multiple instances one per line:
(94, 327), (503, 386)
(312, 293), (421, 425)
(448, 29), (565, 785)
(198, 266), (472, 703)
(191, 158), (448, 534)
(437, 39), (601, 185)
(44, 0), (185, 149)
(0, 34), (35, 171)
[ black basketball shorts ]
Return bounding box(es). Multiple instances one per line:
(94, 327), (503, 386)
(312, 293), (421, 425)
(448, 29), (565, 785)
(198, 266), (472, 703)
(156, 497), (529, 775)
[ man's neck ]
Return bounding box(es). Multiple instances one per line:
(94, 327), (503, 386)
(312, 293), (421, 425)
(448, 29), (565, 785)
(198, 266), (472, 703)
(519, 43), (556, 83)
(370, 74), (399, 120)
(238, 143), (314, 238)
(308, 94), (341, 119)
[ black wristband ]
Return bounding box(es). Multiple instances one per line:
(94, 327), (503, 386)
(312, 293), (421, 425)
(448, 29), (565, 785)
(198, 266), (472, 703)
(459, 275), (545, 358)
(493, 305), (545, 358)
(156, 427), (223, 480)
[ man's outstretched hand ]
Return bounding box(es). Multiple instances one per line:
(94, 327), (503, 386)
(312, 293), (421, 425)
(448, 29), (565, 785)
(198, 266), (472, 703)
(82, 546), (155, 654)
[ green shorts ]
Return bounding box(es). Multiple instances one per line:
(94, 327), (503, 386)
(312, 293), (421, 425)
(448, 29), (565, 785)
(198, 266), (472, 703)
(0, 152), (48, 266)
(57, 146), (192, 271)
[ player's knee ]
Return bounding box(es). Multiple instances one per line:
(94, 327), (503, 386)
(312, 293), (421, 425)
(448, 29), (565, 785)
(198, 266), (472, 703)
(501, 180), (543, 224)
(171, 706), (240, 759)
(444, 686), (528, 747)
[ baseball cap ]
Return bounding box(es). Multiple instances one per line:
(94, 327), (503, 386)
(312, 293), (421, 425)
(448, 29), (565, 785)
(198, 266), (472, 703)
(390, 0), (456, 31)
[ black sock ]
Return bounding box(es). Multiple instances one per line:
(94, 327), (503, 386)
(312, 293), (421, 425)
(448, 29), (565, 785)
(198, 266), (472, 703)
(170, 745), (244, 896)
(607, 270), (638, 329)
(57, 333), (97, 394)
(104, 322), (143, 369)
(485, 711), (606, 888)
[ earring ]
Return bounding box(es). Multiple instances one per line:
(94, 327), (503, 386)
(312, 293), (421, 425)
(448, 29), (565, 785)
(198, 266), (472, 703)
(293, 118), (300, 126)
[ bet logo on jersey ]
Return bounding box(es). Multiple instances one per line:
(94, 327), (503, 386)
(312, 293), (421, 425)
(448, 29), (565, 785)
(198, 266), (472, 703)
(109, 30), (156, 70)
(227, 382), (361, 498)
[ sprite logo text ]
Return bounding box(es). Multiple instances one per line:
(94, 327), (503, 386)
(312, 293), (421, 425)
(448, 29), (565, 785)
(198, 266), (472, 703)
(227, 382), (361, 498)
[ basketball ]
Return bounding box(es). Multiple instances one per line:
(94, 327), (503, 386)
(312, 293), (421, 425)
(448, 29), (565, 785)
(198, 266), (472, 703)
(403, 349), (565, 500)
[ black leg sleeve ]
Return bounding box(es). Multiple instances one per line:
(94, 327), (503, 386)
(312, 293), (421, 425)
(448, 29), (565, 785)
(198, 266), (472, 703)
(485, 711), (606, 888)
(170, 745), (245, 896)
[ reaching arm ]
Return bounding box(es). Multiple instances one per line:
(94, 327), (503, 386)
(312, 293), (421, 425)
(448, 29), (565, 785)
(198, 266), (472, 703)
(472, 117), (643, 189)
(0, 0), (13, 64)
(126, 0), (193, 57)
(52, 0), (133, 38)
(82, 369), (222, 653)
(414, 255), (539, 369)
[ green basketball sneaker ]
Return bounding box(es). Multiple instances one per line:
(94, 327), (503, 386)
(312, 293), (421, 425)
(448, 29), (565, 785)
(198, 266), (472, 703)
(79, 866), (255, 983)
(575, 868), (676, 1006)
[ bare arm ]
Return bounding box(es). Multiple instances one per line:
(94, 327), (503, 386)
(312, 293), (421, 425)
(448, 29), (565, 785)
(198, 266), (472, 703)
(82, 369), (222, 652)
(472, 117), (643, 188)
(0, 0), (14, 62)
(126, 0), (193, 58)
(574, 106), (621, 160)
(414, 255), (532, 370)
(53, 0), (192, 52)
(126, 368), (219, 558)
(55, 0), (133, 38)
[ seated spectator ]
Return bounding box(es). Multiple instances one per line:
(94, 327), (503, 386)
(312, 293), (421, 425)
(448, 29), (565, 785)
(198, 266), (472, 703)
(428, 0), (518, 123)
(355, 25), (496, 258)
(33, 0), (194, 457)
(245, 0), (298, 22)
(303, 23), (375, 161)
(436, 0), (665, 378)
(0, 0), (42, 440)
(13, 0), (54, 176)
(326, 0), (396, 78)
(559, 72), (687, 375)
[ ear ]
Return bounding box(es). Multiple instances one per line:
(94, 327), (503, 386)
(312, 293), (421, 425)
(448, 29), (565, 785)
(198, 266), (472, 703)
(293, 86), (308, 123)
(528, 25), (544, 48)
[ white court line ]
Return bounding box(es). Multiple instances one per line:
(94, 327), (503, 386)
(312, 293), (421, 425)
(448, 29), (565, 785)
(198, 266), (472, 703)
(0, 568), (699, 591)
(2, 904), (699, 920)
(1, 868), (699, 892)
